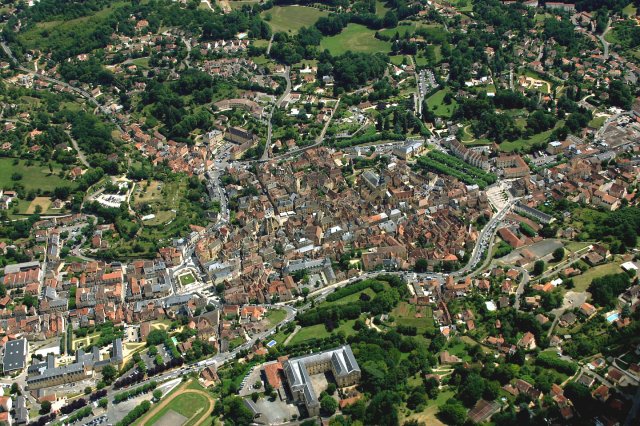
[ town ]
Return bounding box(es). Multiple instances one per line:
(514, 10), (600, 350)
(0, 0), (639, 425)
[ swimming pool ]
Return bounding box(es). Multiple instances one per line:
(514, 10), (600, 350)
(606, 312), (620, 323)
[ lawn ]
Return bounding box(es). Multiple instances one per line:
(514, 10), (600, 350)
(425, 88), (457, 118)
(401, 389), (455, 426)
(623, 3), (637, 16)
(288, 319), (357, 345)
(391, 302), (436, 334)
(572, 261), (624, 292)
(588, 115), (607, 129)
(0, 158), (75, 193)
(25, 197), (51, 214)
(261, 6), (328, 34)
(498, 120), (564, 153)
(320, 24), (391, 55)
(178, 273), (196, 286)
(143, 387), (212, 426)
(375, 0), (389, 17)
(129, 57), (150, 69)
(265, 308), (287, 327)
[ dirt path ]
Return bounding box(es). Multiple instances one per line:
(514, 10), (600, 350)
(136, 382), (215, 426)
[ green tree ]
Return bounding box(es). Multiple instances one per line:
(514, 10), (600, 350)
(321, 394), (338, 415)
(39, 401), (52, 415)
(533, 260), (545, 276)
(438, 400), (467, 426)
(98, 398), (108, 409)
(552, 247), (564, 262)
(415, 258), (428, 273)
(153, 389), (162, 400)
(101, 365), (117, 384)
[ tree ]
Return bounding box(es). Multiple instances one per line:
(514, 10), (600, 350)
(326, 383), (337, 395)
(533, 260), (545, 276)
(251, 392), (259, 403)
(101, 365), (117, 384)
(10, 383), (19, 395)
(415, 258), (428, 273)
(552, 247), (564, 262)
(40, 401), (52, 415)
(321, 394), (338, 415)
(98, 398), (108, 409)
(438, 400), (467, 426)
(152, 389), (162, 400)
(84, 386), (92, 395)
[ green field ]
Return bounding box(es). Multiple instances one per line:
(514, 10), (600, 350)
(265, 308), (287, 327)
(261, 6), (328, 33)
(391, 302), (436, 334)
(426, 88), (457, 118)
(589, 115), (607, 129)
(572, 261), (624, 292)
(623, 3), (637, 17)
(18, 1), (128, 50)
(144, 391), (211, 426)
(288, 319), (357, 345)
(498, 120), (564, 153)
(375, 0), (390, 17)
(0, 158), (75, 193)
(178, 273), (196, 286)
(320, 24), (391, 55)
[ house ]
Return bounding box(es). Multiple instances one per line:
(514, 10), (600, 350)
(518, 332), (537, 351)
(580, 302), (597, 317)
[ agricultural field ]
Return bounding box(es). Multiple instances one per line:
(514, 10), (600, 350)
(261, 6), (328, 33)
(320, 24), (392, 55)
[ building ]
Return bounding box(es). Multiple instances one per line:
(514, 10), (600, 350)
(3, 338), (28, 373)
(26, 339), (123, 390)
(225, 126), (256, 145)
(283, 345), (360, 416)
(393, 139), (424, 160)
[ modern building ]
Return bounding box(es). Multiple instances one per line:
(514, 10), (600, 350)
(282, 345), (360, 416)
(2, 338), (28, 374)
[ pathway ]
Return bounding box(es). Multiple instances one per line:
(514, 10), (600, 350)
(283, 325), (301, 346)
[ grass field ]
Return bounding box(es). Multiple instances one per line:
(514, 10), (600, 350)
(623, 3), (637, 16)
(320, 24), (391, 55)
(588, 115), (607, 129)
(572, 261), (624, 292)
(178, 273), (196, 286)
(265, 308), (287, 327)
(0, 158), (75, 193)
(142, 381), (213, 426)
(376, 0), (389, 17)
(129, 57), (150, 69)
(25, 197), (52, 214)
(391, 302), (436, 334)
(498, 120), (564, 153)
(401, 389), (454, 426)
(288, 319), (357, 345)
(426, 88), (457, 118)
(261, 6), (328, 33)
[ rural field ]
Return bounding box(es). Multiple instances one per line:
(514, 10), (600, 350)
(320, 24), (391, 55)
(261, 6), (328, 33)
(426, 88), (457, 118)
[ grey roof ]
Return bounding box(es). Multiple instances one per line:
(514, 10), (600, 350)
(3, 338), (28, 372)
(283, 345), (359, 408)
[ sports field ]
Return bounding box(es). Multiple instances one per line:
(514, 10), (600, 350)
(320, 24), (391, 55)
(261, 6), (328, 33)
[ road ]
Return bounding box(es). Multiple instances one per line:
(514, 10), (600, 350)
(598, 18), (611, 60)
(68, 133), (91, 168)
(261, 66), (291, 161)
